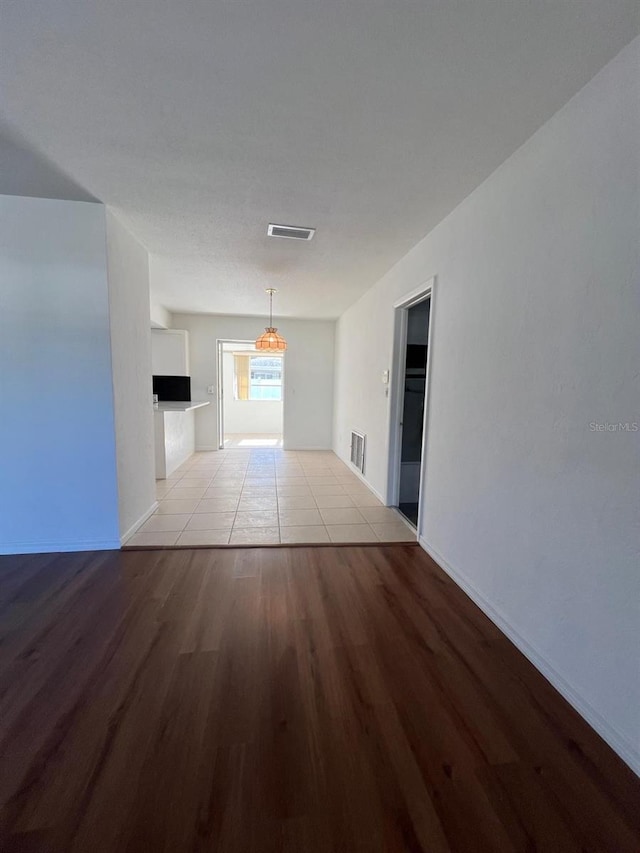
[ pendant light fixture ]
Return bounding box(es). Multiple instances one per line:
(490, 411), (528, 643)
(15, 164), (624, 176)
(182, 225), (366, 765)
(255, 288), (287, 352)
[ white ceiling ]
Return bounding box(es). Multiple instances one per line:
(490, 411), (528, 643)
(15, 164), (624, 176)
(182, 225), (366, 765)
(1, 0), (637, 319)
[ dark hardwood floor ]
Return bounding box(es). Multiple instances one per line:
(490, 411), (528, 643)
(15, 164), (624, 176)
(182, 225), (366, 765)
(0, 545), (638, 852)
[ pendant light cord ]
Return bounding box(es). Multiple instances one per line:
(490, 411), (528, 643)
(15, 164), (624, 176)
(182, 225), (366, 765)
(266, 288), (276, 328)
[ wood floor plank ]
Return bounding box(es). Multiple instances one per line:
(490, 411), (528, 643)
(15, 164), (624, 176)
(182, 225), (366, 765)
(0, 545), (637, 852)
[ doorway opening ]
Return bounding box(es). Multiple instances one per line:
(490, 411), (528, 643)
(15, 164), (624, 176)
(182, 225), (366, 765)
(216, 340), (284, 449)
(387, 278), (435, 535)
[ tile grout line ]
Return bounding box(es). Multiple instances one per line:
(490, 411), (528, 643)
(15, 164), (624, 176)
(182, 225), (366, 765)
(275, 458), (282, 544)
(229, 459), (247, 544)
(148, 448), (413, 548)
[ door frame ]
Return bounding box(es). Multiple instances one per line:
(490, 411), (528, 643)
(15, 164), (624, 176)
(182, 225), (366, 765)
(215, 339), (286, 450)
(386, 276), (436, 538)
(216, 339), (226, 450)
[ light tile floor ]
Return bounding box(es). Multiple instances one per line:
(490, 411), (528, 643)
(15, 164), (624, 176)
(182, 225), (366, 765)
(127, 449), (416, 546)
(223, 433), (283, 448)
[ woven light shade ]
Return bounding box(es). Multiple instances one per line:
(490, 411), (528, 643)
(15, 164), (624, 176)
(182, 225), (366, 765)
(255, 289), (287, 352)
(255, 327), (287, 352)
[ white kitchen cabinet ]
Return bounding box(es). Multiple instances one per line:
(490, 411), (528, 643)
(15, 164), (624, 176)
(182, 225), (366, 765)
(151, 329), (190, 376)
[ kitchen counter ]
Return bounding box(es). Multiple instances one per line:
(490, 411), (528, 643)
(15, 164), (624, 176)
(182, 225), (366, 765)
(154, 401), (211, 478)
(154, 400), (210, 413)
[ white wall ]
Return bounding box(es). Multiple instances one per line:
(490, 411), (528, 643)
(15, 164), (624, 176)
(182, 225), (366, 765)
(222, 351), (283, 434)
(171, 313), (335, 450)
(333, 39), (640, 773)
(150, 293), (172, 329)
(106, 211), (156, 540)
(0, 196), (120, 553)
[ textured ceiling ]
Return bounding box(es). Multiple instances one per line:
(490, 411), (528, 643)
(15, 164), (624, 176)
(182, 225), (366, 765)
(0, 117), (96, 203)
(1, 0), (638, 318)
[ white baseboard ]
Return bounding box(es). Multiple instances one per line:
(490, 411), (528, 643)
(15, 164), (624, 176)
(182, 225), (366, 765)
(285, 445), (332, 451)
(333, 446), (387, 504)
(120, 502), (159, 545)
(0, 539), (122, 555)
(198, 444), (337, 452)
(418, 536), (640, 778)
(352, 466), (386, 503)
(197, 445), (333, 452)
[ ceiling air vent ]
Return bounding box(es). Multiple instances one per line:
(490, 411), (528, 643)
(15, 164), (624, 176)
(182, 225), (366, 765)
(267, 223), (315, 241)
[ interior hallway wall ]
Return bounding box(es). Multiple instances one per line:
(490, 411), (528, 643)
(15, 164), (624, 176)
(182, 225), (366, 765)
(106, 210), (156, 540)
(332, 39), (640, 772)
(150, 293), (172, 329)
(0, 196), (120, 553)
(170, 313), (335, 450)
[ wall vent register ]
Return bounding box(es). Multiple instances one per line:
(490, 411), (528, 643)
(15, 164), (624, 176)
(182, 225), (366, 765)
(350, 430), (366, 474)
